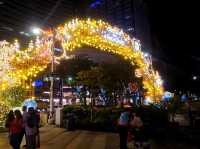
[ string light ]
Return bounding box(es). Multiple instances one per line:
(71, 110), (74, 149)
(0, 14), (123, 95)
(0, 18), (164, 103)
(0, 100), (10, 124)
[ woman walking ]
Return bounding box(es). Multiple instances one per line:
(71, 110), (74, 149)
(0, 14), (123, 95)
(6, 110), (23, 149)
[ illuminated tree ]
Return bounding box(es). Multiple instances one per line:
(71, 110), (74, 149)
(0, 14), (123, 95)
(0, 101), (10, 126)
(0, 86), (27, 107)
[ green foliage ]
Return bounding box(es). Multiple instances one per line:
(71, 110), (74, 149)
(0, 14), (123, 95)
(62, 105), (121, 131)
(76, 55), (142, 97)
(99, 57), (140, 93)
(76, 66), (103, 95)
(0, 86), (27, 107)
(63, 105), (81, 115)
(62, 105), (169, 131)
(93, 108), (120, 128)
(55, 56), (97, 78)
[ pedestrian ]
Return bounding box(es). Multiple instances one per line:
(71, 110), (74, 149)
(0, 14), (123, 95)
(5, 110), (15, 129)
(22, 106), (28, 148)
(35, 109), (40, 148)
(6, 110), (23, 149)
(188, 98), (194, 128)
(25, 107), (37, 149)
(5, 110), (15, 145)
(118, 108), (130, 149)
(14, 110), (23, 146)
(129, 110), (145, 149)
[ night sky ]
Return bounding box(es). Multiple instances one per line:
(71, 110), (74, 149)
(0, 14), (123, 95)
(0, 0), (199, 94)
(145, 0), (200, 93)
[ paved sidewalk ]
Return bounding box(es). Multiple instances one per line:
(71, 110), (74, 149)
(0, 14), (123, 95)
(0, 126), (119, 149)
(40, 126), (119, 149)
(0, 126), (199, 149)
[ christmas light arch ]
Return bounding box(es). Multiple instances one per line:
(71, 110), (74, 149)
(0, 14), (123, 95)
(0, 18), (163, 103)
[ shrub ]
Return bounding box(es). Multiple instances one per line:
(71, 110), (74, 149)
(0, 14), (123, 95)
(62, 105), (169, 132)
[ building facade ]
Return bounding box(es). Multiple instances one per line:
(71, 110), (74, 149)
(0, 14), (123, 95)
(86, 0), (152, 51)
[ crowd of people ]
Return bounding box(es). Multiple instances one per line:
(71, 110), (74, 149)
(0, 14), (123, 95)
(118, 108), (149, 149)
(5, 106), (40, 149)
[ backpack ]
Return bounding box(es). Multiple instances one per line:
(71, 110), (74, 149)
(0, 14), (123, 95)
(27, 114), (36, 128)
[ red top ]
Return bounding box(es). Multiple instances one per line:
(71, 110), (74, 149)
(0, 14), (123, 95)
(9, 118), (23, 134)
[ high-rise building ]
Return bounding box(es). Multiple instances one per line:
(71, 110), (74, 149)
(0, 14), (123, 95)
(0, 0), (151, 51)
(86, 0), (152, 51)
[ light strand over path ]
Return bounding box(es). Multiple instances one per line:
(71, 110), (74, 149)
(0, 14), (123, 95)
(0, 18), (163, 103)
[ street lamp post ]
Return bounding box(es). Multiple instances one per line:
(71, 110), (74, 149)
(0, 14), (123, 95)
(31, 27), (57, 123)
(49, 29), (55, 123)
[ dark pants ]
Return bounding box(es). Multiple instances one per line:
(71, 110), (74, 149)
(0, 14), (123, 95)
(36, 127), (40, 148)
(10, 133), (21, 149)
(19, 128), (25, 145)
(132, 128), (143, 141)
(26, 135), (36, 149)
(118, 126), (128, 149)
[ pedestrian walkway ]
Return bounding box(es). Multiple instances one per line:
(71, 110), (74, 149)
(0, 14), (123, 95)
(0, 125), (199, 149)
(0, 132), (9, 148)
(40, 126), (119, 149)
(0, 125), (119, 149)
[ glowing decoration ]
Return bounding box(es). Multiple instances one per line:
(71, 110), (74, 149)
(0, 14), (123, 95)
(132, 39), (141, 51)
(90, 0), (103, 8)
(135, 68), (143, 78)
(162, 91), (174, 101)
(63, 33), (71, 40)
(0, 100), (10, 125)
(0, 40), (20, 91)
(23, 99), (37, 109)
(32, 27), (42, 35)
(154, 71), (163, 87)
(102, 27), (129, 45)
(0, 18), (164, 103)
(143, 53), (152, 66)
(181, 94), (187, 102)
(128, 83), (138, 93)
(193, 76), (197, 80)
(143, 96), (153, 105)
(68, 77), (73, 81)
(32, 80), (43, 87)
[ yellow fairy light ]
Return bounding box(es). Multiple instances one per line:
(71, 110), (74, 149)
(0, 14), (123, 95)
(0, 18), (164, 103)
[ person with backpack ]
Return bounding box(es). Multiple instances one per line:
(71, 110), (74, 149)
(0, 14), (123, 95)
(25, 107), (37, 149)
(118, 108), (130, 149)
